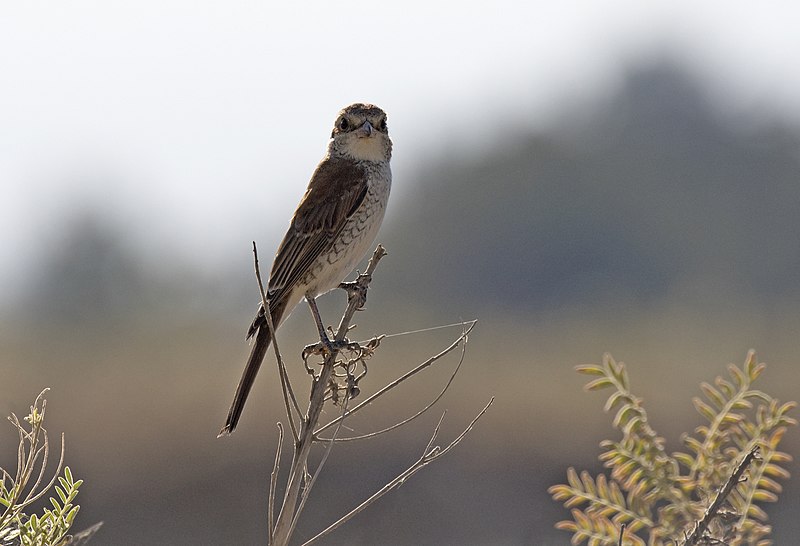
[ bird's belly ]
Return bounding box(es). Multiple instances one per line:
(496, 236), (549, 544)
(302, 182), (389, 298)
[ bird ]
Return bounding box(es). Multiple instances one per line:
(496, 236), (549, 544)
(219, 103), (393, 436)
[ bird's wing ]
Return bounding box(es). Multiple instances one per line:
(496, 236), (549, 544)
(267, 156), (369, 301)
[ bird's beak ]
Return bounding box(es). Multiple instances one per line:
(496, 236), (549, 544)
(355, 121), (373, 138)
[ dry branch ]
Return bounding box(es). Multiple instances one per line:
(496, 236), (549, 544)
(681, 446), (760, 545)
(314, 319), (477, 438)
(253, 242), (301, 441)
(270, 246), (387, 545)
(254, 244), (491, 546)
(299, 398), (494, 545)
(268, 422), (284, 539)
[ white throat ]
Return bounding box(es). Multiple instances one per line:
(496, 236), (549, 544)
(332, 135), (390, 163)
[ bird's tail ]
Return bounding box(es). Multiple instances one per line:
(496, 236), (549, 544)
(218, 299), (286, 436)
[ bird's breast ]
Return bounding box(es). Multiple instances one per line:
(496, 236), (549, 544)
(301, 164), (391, 298)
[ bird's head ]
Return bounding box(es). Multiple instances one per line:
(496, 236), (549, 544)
(329, 103), (392, 162)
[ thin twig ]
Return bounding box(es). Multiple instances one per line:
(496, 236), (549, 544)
(382, 320), (478, 339)
(68, 521), (105, 546)
(21, 433), (65, 509)
(271, 246), (387, 545)
(618, 523), (626, 546)
(314, 320), (477, 437)
(23, 403), (50, 506)
(424, 411), (447, 456)
(287, 395), (350, 540)
(300, 397), (494, 545)
(268, 422), (284, 544)
(682, 446), (760, 545)
(317, 321), (472, 441)
(254, 241), (302, 422)
(253, 241), (301, 441)
(0, 390), (66, 527)
(15, 396), (66, 512)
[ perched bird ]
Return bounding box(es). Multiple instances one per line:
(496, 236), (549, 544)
(219, 103), (393, 436)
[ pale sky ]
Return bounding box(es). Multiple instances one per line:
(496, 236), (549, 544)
(2, 1), (799, 303)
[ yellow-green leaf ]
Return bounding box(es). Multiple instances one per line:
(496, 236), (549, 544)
(576, 365), (606, 376)
(728, 364), (747, 388)
(585, 378), (614, 392)
(751, 489), (778, 503)
(762, 463), (790, 480)
(692, 398), (717, 422)
(700, 382), (726, 409)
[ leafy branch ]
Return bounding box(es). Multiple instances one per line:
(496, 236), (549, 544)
(0, 390), (101, 546)
(549, 351), (796, 545)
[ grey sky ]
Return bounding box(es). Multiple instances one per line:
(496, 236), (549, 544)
(2, 1), (799, 301)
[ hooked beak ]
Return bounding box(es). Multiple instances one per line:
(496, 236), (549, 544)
(355, 120), (374, 138)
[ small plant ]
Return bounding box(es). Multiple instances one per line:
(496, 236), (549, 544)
(0, 390), (100, 546)
(549, 351), (796, 545)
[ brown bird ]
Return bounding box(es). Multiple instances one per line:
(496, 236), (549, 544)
(219, 103), (393, 436)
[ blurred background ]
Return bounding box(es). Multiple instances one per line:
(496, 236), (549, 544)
(2, 1), (799, 544)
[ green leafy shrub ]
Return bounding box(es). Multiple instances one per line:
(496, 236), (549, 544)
(1, 390), (99, 546)
(549, 351), (796, 545)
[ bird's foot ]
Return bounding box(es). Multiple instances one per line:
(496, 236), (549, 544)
(301, 337), (357, 364)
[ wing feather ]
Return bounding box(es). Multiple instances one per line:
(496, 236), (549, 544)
(267, 157), (369, 302)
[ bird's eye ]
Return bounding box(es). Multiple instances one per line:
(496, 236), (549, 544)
(338, 118), (349, 131)
(379, 118), (387, 131)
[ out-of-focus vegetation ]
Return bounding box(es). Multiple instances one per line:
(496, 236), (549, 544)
(386, 63), (800, 315)
(2, 60), (799, 544)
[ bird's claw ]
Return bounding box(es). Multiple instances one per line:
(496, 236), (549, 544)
(301, 338), (355, 362)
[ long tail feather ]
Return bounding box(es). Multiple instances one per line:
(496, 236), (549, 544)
(219, 298), (287, 436)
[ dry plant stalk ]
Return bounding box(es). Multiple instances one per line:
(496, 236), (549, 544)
(681, 446), (760, 546)
(247, 244), (491, 546)
(0, 389), (65, 529)
(1, 390), (102, 546)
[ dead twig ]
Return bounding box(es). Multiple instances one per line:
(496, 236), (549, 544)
(682, 446), (760, 545)
(264, 245), (490, 546)
(299, 397), (494, 545)
(65, 522), (104, 546)
(267, 422), (284, 543)
(253, 241), (301, 441)
(314, 319), (477, 437)
(286, 393), (351, 540)
(316, 320), (473, 441)
(1, 390), (66, 521)
(270, 246), (387, 545)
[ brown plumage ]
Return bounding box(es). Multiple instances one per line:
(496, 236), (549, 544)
(219, 104), (392, 436)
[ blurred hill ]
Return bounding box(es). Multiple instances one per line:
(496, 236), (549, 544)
(2, 60), (799, 545)
(385, 61), (800, 315)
